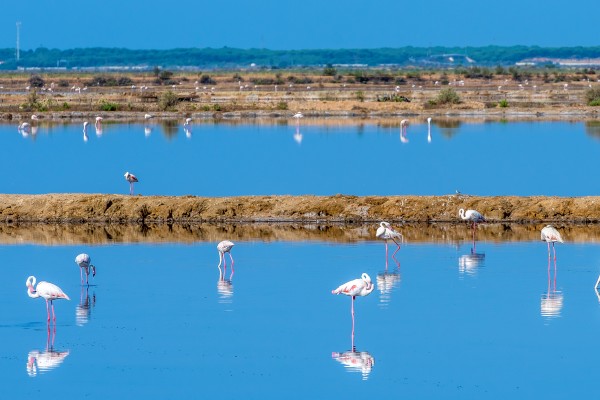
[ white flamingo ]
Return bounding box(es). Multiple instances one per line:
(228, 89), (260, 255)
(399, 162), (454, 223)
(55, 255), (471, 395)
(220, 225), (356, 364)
(293, 112), (304, 125)
(75, 253), (96, 286)
(124, 172), (139, 195)
(375, 222), (403, 266)
(400, 119), (409, 143)
(144, 113), (153, 119)
(217, 240), (235, 277)
(427, 117), (432, 143)
(541, 225), (563, 260)
(332, 273), (374, 337)
(83, 121), (89, 142)
(459, 208), (485, 229)
(26, 276), (70, 323)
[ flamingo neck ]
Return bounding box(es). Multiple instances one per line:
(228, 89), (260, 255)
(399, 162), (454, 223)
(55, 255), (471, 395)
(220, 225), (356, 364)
(27, 284), (39, 298)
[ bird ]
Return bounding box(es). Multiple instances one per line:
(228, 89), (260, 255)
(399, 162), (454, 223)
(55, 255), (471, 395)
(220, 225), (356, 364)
(184, 117), (192, 126)
(427, 117), (432, 143)
(293, 112), (304, 123)
(95, 116), (103, 127)
(400, 119), (409, 143)
(31, 114), (39, 120)
(459, 208), (485, 229)
(26, 276), (70, 323)
(83, 121), (89, 131)
(144, 113), (153, 119)
(541, 225), (563, 260)
(124, 172), (139, 195)
(332, 273), (374, 321)
(375, 222), (403, 265)
(18, 122), (31, 132)
(75, 253), (96, 286)
(217, 240), (235, 277)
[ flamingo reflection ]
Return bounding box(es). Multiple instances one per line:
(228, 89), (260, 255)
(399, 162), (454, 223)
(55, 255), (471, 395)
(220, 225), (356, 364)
(76, 285), (96, 326)
(184, 125), (192, 139)
(293, 125), (303, 144)
(427, 117), (432, 143)
(458, 249), (485, 275)
(26, 326), (69, 377)
(376, 269), (401, 306)
(332, 347), (375, 380)
(541, 257), (563, 318)
(400, 119), (409, 143)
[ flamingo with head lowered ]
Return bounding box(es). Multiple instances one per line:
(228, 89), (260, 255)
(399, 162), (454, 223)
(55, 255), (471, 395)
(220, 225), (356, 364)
(75, 253), (96, 286)
(217, 240), (235, 278)
(26, 276), (70, 323)
(124, 172), (139, 195)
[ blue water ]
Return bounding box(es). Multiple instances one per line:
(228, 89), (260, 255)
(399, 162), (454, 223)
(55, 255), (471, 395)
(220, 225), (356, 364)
(2, 238), (600, 398)
(1, 119), (599, 196)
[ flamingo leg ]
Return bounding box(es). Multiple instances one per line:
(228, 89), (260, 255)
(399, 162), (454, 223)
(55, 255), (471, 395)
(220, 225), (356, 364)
(553, 242), (557, 261)
(229, 253), (234, 272)
(80, 268), (84, 285)
(51, 301), (56, 323)
(351, 296), (356, 338)
(553, 258), (557, 291)
(547, 242), (551, 258)
(46, 299), (51, 322)
(85, 267), (89, 286)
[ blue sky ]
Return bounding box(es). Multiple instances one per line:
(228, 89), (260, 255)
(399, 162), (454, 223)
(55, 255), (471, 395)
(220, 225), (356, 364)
(1, 0), (597, 50)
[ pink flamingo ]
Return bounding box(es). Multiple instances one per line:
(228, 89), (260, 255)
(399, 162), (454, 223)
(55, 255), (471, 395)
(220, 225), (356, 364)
(375, 221), (403, 267)
(332, 273), (374, 343)
(217, 240), (235, 277)
(541, 225), (563, 260)
(26, 276), (70, 323)
(400, 119), (409, 142)
(459, 208), (485, 243)
(124, 172), (138, 195)
(75, 253), (96, 286)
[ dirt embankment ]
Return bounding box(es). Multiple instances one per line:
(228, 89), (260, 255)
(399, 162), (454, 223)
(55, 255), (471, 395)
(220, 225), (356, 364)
(1, 193), (599, 224)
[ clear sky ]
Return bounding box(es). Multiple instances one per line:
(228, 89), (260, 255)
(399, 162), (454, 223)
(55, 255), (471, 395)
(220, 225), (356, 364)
(1, 0), (597, 50)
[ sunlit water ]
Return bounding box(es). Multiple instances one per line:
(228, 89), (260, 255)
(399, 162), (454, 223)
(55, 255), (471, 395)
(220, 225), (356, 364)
(2, 238), (600, 398)
(1, 119), (600, 196)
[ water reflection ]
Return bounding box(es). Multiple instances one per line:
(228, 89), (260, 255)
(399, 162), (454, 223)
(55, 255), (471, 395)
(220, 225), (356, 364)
(459, 238), (485, 275)
(26, 326), (70, 377)
(293, 125), (303, 144)
(541, 258), (563, 318)
(332, 347), (375, 380)
(76, 286), (96, 326)
(184, 125), (192, 139)
(376, 268), (401, 306)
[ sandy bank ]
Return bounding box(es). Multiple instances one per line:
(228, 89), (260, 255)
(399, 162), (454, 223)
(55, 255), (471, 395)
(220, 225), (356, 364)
(1, 194), (599, 224)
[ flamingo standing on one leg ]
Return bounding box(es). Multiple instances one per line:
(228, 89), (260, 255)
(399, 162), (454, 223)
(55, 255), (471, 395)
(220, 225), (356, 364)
(26, 276), (70, 323)
(332, 273), (374, 346)
(124, 172), (138, 195)
(217, 240), (235, 278)
(74, 253), (96, 286)
(541, 225), (564, 261)
(375, 221), (403, 267)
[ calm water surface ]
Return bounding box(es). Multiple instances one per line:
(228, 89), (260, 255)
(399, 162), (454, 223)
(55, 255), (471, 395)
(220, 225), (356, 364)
(2, 238), (600, 398)
(1, 119), (599, 196)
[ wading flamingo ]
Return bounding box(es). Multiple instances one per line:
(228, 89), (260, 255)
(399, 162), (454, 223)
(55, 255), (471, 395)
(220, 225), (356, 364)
(124, 172), (138, 195)
(217, 240), (235, 277)
(459, 208), (485, 229)
(332, 273), (374, 339)
(375, 222), (403, 267)
(400, 119), (409, 143)
(95, 116), (103, 127)
(293, 112), (304, 126)
(26, 276), (70, 323)
(541, 225), (563, 260)
(75, 253), (96, 286)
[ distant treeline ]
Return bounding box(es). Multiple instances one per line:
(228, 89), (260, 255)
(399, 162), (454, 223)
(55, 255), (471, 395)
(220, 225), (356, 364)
(1, 46), (600, 70)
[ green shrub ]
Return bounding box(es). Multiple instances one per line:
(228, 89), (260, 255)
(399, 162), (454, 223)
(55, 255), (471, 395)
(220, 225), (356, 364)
(159, 90), (179, 111)
(99, 100), (119, 111)
(498, 99), (509, 108)
(355, 91), (365, 102)
(436, 88), (461, 104)
(323, 64), (337, 76)
(585, 87), (600, 106)
(276, 101), (288, 110)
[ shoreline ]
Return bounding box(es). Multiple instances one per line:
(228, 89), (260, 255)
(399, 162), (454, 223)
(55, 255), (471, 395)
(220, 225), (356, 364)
(1, 194), (599, 224)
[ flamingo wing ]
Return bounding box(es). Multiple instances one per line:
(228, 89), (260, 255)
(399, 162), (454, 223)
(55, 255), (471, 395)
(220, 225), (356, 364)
(36, 281), (70, 301)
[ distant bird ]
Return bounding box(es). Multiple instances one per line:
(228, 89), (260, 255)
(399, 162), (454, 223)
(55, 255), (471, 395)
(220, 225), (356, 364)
(332, 273), (374, 333)
(541, 225), (564, 260)
(375, 222), (403, 263)
(400, 119), (409, 143)
(217, 240), (235, 274)
(31, 114), (39, 120)
(459, 208), (485, 229)
(83, 121), (89, 131)
(75, 253), (96, 286)
(293, 112), (304, 123)
(124, 171), (139, 195)
(184, 117), (192, 126)
(26, 276), (70, 323)
(144, 113), (153, 119)
(95, 116), (103, 127)
(427, 117), (432, 143)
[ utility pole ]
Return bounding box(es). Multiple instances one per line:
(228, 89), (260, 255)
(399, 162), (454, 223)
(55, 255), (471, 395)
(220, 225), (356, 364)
(16, 21), (21, 62)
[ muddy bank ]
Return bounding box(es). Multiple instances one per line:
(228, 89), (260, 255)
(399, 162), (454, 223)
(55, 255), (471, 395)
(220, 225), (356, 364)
(1, 194), (600, 224)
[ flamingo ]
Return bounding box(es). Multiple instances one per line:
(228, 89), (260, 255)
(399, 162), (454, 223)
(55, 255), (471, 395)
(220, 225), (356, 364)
(124, 171), (138, 195)
(26, 276), (70, 323)
(332, 273), (374, 338)
(18, 122), (31, 132)
(293, 112), (304, 125)
(144, 113), (153, 119)
(427, 117), (432, 143)
(184, 117), (192, 126)
(459, 208), (485, 229)
(400, 119), (409, 143)
(31, 114), (39, 120)
(74, 253), (96, 286)
(541, 225), (563, 260)
(217, 240), (235, 277)
(82, 121), (89, 142)
(95, 116), (103, 127)
(375, 222), (403, 266)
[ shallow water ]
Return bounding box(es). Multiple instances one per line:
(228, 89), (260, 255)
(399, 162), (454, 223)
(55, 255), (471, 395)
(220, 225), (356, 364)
(2, 237), (600, 398)
(1, 119), (600, 196)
